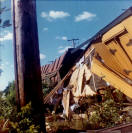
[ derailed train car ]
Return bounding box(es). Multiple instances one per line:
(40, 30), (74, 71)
(44, 7), (132, 118)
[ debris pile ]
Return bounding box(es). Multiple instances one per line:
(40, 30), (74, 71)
(45, 87), (132, 132)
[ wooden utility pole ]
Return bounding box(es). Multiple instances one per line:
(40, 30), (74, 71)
(12, 0), (46, 132)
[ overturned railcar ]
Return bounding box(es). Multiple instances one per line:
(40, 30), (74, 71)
(44, 6), (132, 104)
(44, 6), (132, 132)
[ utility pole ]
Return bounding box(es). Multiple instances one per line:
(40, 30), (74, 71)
(12, 0), (46, 132)
(68, 38), (79, 48)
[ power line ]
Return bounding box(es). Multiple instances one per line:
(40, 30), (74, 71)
(68, 38), (79, 48)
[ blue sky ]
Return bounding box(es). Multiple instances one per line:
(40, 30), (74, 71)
(0, 0), (132, 91)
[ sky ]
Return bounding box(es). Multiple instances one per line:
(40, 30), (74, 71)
(0, 0), (132, 91)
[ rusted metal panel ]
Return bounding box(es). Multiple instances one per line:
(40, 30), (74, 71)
(41, 51), (67, 79)
(42, 51), (67, 75)
(52, 58), (59, 72)
(56, 57), (61, 70)
(51, 60), (56, 72)
(43, 65), (47, 73)
(46, 64), (52, 73)
(45, 64), (50, 73)
(43, 64), (47, 73)
(41, 65), (45, 74)
(41, 54), (65, 86)
(48, 63), (54, 73)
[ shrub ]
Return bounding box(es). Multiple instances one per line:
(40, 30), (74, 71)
(0, 92), (14, 119)
(86, 88), (132, 129)
(42, 83), (52, 97)
(9, 102), (41, 133)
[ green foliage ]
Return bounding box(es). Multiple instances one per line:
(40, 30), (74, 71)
(4, 81), (16, 106)
(113, 89), (126, 103)
(88, 99), (121, 129)
(42, 83), (52, 97)
(9, 102), (40, 133)
(0, 91), (14, 119)
(0, 81), (17, 123)
(86, 88), (131, 129)
(0, 81), (44, 132)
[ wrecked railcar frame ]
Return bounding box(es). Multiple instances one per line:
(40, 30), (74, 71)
(43, 6), (132, 133)
(44, 6), (132, 104)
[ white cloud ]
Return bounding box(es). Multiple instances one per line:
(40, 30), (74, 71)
(62, 36), (67, 40)
(41, 12), (48, 18)
(0, 31), (13, 42)
(56, 36), (67, 41)
(49, 11), (70, 19)
(75, 11), (96, 22)
(41, 10), (70, 21)
(43, 27), (48, 31)
(58, 46), (63, 49)
(58, 46), (72, 54)
(40, 53), (46, 60)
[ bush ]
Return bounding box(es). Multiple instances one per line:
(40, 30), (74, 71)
(42, 83), (52, 97)
(0, 92), (14, 119)
(86, 87), (132, 129)
(9, 102), (41, 133)
(88, 99), (121, 129)
(4, 81), (16, 106)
